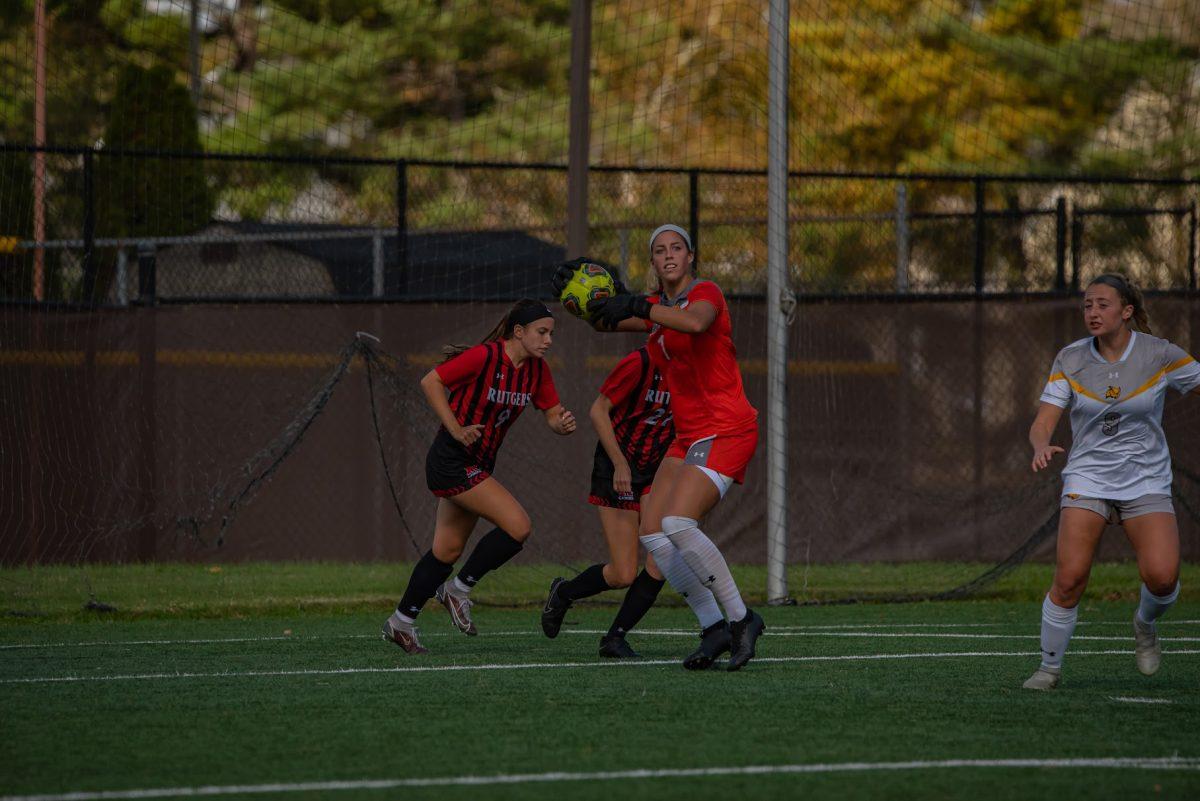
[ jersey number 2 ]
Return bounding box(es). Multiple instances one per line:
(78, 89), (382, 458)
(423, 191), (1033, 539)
(645, 408), (672, 427)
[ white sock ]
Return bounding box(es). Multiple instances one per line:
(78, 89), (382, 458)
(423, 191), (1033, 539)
(1039, 594), (1077, 670)
(661, 515), (748, 623)
(390, 610), (415, 626)
(639, 532), (724, 629)
(452, 576), (473, 596)
(1136, 581), (1180, 630)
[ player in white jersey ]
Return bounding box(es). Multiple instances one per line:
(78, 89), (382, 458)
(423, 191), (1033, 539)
(1024, 273), (1200, 690)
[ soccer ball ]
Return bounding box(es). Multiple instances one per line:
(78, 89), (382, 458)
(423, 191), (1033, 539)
(559, 262), (616, 322)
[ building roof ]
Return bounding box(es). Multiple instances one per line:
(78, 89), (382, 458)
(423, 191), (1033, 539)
(217, 222), (564, 300)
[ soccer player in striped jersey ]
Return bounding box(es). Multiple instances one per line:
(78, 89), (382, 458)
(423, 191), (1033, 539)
(1024, 274), (1200, 690)
(559, 224), (766, 671)
(540, 346), (676, 658)
(382, 299), (577, 654)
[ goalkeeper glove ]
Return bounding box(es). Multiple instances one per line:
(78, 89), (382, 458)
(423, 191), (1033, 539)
(550, 257), (629, 297)
(586, 294), (652, 329)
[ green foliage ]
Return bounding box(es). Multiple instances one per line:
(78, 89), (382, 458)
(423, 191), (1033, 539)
(96, 64), (211, 238)
(1, 0), (1198, 292)
(84, 64), (212, 301)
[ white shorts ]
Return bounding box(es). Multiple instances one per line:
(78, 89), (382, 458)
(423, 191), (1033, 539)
(696, 465), (734, 499)
(1060, 493), (1175, 524)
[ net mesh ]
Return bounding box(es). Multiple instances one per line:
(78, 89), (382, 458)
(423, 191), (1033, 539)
(2, 1), (1200, 611)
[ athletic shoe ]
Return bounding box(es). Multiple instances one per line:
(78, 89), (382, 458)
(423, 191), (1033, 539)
(1022, 666), (1061, 690)
(1134, 617), (1162, 676)
(598, 634), (640, 659)
(541, 577), (572, 639)
(435, 582), (477, 636)
(381, 617), (428, 655)
(682, 620), (732, 670)
(727, 609), (766, 672)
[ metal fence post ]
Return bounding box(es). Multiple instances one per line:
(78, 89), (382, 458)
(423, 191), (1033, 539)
(1054, 196), (1067, 291)
(372, 231), (384, 298)
(81, 149), (96, 302)
(689, 169), (700, 255)
(895, 182), (909, 292)
(395, 160), (408, 296)
(1070, 214), (1082, 292)
(137, 241), (157, 304)
(973, 177), (985, 294)
(1189, 199), (1197, 291)
(116, 247), (129, 307)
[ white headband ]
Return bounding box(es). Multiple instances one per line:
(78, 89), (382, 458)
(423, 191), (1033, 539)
(649, 224), (693, 254)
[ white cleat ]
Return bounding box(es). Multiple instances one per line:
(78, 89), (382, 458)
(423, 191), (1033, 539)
(1022, 666), (1061, 691)
(1133, 617), (1161, 676)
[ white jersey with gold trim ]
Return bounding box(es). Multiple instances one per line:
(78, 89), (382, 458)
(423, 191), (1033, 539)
(1039, 332), (1200, 500)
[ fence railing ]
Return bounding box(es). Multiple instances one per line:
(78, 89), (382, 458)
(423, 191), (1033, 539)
(2, 143), (1198, 303)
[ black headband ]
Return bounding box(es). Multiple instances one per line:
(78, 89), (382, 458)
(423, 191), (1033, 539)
(1090, 274), (1131, 295)
(511, 303), (554, 327)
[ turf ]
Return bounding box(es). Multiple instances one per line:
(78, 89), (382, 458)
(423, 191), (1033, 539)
(0, 560), (1176, 622)
(2, 564), (1199, 800)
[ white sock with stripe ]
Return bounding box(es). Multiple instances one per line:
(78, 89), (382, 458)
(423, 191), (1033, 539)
(661, 515), (748, 623)
(639, 531), (724, 629)
(1039, 594), (1077, 670)
(1136, 581), (1180, 630)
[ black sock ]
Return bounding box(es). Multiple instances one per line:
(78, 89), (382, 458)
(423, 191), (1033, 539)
(457, 527), (523, 588)
(397, 550), (454, 619)
(606, 569), (665, 638)
(559, 563), (612, 603)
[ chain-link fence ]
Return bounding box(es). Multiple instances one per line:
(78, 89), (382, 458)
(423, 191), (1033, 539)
(3, 146), (1198, 305)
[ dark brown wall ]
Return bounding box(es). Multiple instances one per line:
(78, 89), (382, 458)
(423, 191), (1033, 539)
(2, 298), (1198, 567)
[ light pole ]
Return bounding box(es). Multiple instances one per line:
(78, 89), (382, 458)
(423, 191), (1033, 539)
(566, 0), (591, 258)
(33, 0), (47, 301)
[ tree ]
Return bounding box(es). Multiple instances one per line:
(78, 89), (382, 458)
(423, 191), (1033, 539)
(91, 63), (212, 301)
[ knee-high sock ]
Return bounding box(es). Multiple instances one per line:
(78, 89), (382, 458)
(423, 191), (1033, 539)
(558, 563), (612, 602)
(661, 515), (747, 623)
(607, 569), (665, 638)
(1040, 594), (1077, 670)
(639, 532), (724, 629)
(456, 527), (523, 591)
(396, 550), (455, 620)
(1136, 581), (1180, 630)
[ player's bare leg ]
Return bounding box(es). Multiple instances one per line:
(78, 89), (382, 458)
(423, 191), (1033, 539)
(385, 498), (477, 653)
(639, 458), (732, 669)
(1124, 511), (1181, 676)
(1023, 508), (1105, 689)
(435, 478), (532, 636)
(661, 464), (764, 671)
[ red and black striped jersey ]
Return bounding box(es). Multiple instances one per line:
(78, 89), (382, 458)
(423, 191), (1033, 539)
(434, 340), (560, 469)
(599, 347), (673, 475)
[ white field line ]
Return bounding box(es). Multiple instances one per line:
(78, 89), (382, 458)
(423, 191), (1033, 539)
(1110, 697), (1175, 705)
(4, 649), (1200, 685)
(2, 757), (1199, 801)
(5, 623), (1200, 650)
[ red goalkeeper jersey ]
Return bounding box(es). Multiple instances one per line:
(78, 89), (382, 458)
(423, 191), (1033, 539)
(645, 280), (757, 439)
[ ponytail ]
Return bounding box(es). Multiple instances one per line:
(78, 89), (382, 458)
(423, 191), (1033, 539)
(1088, 273), (1153, 335)
(440, 299), (553, 362)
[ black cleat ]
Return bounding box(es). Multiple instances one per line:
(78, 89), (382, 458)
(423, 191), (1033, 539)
(598, 634), (640, 659)
(682, 620), (732, 670)
(727, 609), (766, 671)
(541, 577), (572, 639)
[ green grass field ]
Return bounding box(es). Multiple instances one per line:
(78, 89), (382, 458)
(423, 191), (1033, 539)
(2, 563), (1199, 800)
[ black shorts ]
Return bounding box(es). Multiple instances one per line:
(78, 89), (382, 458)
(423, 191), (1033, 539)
(425, 429), (491, 498)
(588, 442), (657, 511)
